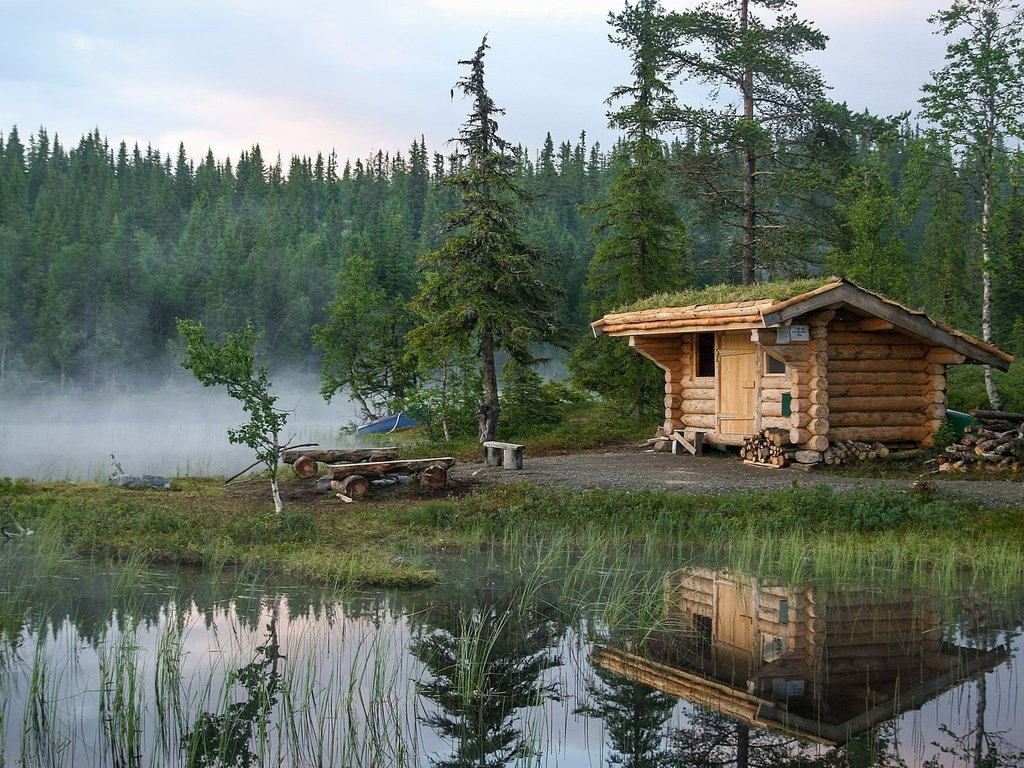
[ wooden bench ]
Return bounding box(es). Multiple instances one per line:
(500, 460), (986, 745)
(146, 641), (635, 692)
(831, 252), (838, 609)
(326, 457), (455, 500)
(483, 441), (524, 470)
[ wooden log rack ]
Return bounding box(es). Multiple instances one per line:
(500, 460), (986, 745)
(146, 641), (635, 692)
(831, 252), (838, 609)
(326, 457), (456, 500)
(483, 441), (525, 470)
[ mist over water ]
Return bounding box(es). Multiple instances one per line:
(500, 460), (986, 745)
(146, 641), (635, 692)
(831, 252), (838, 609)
(0, 375), (361, 481)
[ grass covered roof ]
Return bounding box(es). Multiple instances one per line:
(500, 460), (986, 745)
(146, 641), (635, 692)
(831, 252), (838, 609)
(619, 276), (840, 313)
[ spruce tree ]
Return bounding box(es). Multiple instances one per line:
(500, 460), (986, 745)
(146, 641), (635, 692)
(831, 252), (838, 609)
(570, 0), (691, 418)
(407, 36), (560, 442)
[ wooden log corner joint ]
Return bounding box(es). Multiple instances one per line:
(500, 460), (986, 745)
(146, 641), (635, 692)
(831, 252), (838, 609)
(482, 441), (525, 470)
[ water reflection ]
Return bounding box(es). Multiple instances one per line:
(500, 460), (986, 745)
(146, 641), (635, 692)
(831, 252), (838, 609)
(593, 566), (1020, 766)
(0, 549), (1021, 767)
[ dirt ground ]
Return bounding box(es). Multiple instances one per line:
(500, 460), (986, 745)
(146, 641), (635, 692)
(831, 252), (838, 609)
(448, 447), (1024, 507)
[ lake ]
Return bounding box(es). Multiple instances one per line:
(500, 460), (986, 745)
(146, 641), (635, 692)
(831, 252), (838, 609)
(1, 540), (1020, 767)
(0, 380), (359, 482)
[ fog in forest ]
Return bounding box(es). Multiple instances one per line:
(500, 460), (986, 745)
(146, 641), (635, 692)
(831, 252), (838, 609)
(0, 374), (360, 481)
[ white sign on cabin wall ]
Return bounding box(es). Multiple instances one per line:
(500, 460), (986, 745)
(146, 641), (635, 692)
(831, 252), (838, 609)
(776, 324), (810, 343)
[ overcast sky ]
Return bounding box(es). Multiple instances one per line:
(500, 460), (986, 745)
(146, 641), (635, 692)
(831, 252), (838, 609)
(1, 0), (950, 167)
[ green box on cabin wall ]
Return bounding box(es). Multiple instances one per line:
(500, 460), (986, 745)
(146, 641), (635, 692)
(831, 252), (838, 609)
(781, 393), (792, 417)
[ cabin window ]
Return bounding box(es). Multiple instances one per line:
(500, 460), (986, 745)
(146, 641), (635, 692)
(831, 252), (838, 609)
(696, 333), (716, 378)
(764, 352), (786, 375)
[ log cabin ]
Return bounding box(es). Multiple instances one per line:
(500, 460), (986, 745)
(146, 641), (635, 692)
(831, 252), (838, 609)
(591, 278), (1013, 460)
(592, 566), (1007, 746)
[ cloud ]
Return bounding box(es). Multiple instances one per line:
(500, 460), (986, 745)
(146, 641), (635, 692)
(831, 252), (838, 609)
(424, 0), (601, 18)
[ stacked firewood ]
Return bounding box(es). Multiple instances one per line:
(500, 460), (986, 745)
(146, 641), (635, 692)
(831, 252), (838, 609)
(740, 428), (796, 467)
(822, 440), (890, 466)
(938, 410), (1024, 473)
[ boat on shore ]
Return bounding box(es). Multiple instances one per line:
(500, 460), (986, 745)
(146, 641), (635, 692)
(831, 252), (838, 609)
(355, 411), (420, 435)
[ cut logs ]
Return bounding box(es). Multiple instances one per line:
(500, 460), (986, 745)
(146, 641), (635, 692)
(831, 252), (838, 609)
(740, 428), (797, 467)
(325, 457), (457, 499)
(284, 446), (401, 482)
(938, 410), (1024, 473)
(416, 465), (450, 488)
(822, 440), (891, 466)
(332, 475), (370, 500)
(292, 455), (318, 479)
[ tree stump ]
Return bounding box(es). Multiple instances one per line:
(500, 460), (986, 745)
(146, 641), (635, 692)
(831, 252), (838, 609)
(292, 455), (318, 479)
(416, 465), (448, 488)
(332, 475), (369, 500)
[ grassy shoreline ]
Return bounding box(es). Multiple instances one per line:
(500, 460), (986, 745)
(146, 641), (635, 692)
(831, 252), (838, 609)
(3, 474), (1023, 593)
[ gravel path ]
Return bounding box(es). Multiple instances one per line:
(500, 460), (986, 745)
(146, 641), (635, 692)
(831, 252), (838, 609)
(450, 448), (1024, 507)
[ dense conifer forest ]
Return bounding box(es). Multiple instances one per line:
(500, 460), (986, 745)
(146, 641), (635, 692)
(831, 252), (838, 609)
(1, 0), (1022, 426)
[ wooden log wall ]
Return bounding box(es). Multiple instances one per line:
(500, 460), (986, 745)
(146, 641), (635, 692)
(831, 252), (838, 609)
(663, 568), (810, 663)
(633, 335), (688, 436)
(825, 316), (939, 445)
(673, 335), (721, 435)
(636, 309), (961, 451)
(810, 592), (942, 691)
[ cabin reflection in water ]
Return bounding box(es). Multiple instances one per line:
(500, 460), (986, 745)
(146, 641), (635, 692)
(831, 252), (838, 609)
(593, 567), (1007, 746)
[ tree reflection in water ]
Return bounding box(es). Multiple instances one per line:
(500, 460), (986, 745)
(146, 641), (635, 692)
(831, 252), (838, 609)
(576, 662), (676, 767)
(411, 591), (562, 767)
(181, 618), (283, 768)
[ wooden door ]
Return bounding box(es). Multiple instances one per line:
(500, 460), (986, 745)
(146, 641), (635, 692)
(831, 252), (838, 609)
(717, 331), (756, 436)
(715, 579), (755, 652)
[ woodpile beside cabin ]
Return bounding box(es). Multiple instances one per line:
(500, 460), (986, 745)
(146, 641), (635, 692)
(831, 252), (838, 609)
(591, 278), (1013, 467)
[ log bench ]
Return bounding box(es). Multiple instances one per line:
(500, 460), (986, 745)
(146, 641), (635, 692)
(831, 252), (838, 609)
(326, 457), (456, 500)
(283, 447), (399, 479)
(482, 441), (524, 470)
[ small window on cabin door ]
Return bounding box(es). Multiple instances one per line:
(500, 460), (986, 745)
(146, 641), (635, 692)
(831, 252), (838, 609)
(696, 333), (716, 377)
(764, 351), (786, 375)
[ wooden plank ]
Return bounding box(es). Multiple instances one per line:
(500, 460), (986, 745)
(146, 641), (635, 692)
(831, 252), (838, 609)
(329, 457), (455, 480)
(671, 429), (705, 456)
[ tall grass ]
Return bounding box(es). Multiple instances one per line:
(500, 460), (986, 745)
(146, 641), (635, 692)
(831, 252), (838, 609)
(98, 616), (145, 767)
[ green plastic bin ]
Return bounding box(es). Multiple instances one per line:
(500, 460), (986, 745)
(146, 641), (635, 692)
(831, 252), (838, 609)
(945, 409), (976, 439)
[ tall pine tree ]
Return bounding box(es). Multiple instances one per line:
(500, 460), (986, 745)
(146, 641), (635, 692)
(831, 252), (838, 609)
(666, 0), (831, 283)
(570, 0), (692, 418)
(407, 37), (561, 442)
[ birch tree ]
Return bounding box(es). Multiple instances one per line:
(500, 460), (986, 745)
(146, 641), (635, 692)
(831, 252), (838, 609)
(920, 0), (1024, 408)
